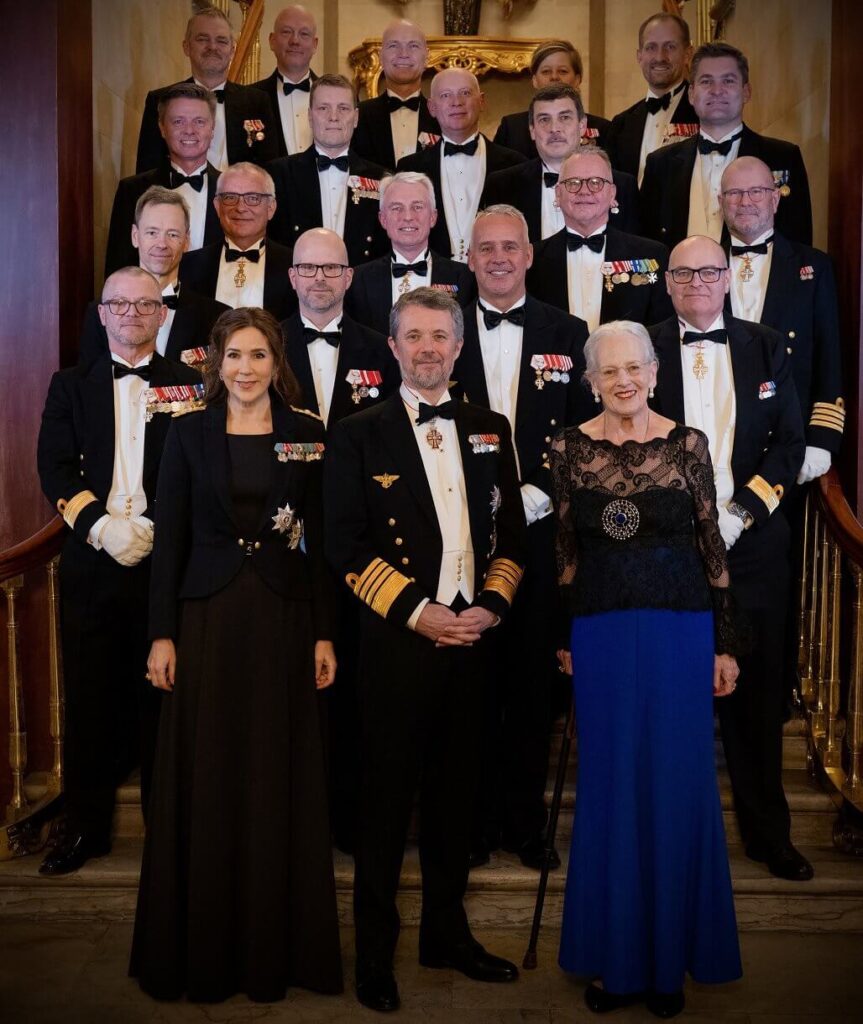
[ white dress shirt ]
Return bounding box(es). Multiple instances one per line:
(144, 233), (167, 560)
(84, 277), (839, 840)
(728, 228), (774, 324)
(317, 148), (350, 237)
(388, 90), (421, 162)
(154, 281), (179, 356)
(439, 133), (486, 262)
(638, 81), (687, 186)
(88, 352), (152, 548)
(195, 79), (228, 170)
(215, 240), (266, 308)
(688, 127), (743, 240)
(276, 72), (312, 154)
(679, 314), (736, 508)
(302, 313), (342, 426)
(390, 248), (431, 305)
(565, 227), (606, 333)
(540, 163), (565, 239)
(170, 161), (208, 251)
(400, 383), (474, 624)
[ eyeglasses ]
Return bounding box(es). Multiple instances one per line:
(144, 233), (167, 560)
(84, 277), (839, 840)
(668, 266), (726, 284)
(720, 186), (776, 203)
(293, 263), (348, 278)
(215, 192), (273, 207)
(597, 361), (652, 382)
(102, 298), (162, 316)
(559, 176), (612, 194)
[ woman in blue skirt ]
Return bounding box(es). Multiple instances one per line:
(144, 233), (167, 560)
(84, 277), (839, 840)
(549, 321), (743, 1019)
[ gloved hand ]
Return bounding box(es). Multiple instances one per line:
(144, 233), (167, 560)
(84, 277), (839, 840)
(98, 517), (154, 566)
(797, 445), (831, 485)
(717, 506), (745, 551)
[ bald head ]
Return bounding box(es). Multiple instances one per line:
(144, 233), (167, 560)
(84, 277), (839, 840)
(98, 267), (166, 361)
(719, 156), (780, 244)
(288, 229), (353, 324)
(429, 68), (484, 142)
(381, 20), (428, 93)
(269, 5), (318, 79)
(666, 235), (730, 329)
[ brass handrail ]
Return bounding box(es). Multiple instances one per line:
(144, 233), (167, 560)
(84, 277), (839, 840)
(228, 0), (264, 85)
(0, 516), (64, 584)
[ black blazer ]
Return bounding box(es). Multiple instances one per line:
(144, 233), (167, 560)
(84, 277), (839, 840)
(343, 252), (476, 335)
(725, 233), (843, 453)
(268, 146), (389, 265)
(451, 296), (592, 493)
(135, 79), (278, 173)
(605, 83), (700, 178)
(251, 68), (318, 158)
(37, 353), (202, 552)
(493, 110), (611, 159)
(640, 124), (813, 249)
(481, 158), (642, 241)
(104, 161), (223, 278)
(527, 226), (673, 327)
(396, 135), (526, 256)
(352, 92), (441, 171)
(148, 398), (334, 640)
(78, 289), (228, 369)
(280, 311), (399, 426)
(324, 394), (527, 627)
(177, 238), (298, 321)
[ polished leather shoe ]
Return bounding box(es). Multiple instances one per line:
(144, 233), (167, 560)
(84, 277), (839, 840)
(584, 982), (643, 1013)
(356, 968), (400, 1012)
(646, 990), (685, 1018)
(420, 939), (518, 982)
(39, 833), (110, 876)
(506, 834), (561, 871)
(747, 841), (814, 881)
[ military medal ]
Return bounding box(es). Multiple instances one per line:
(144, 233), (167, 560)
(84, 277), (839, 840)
(738, 254), (755, 282)
(531, 354), (573, 390)
(346, 368), (383, 404)
(143, 384), (205, 421)
(180, 346), (209, 368)
(233, 258), (247, 288)
(800, 265), (814, 281)
(425, 426), (443, 450)
(417, 132), (441, 149)
(348, 174), (381, 205)
(489, 485), (501, 554)
(691, 343), (708, 382)
(243, 119), (266, 147)
(772, 169), (791, 197)
(272, 503), (303, 549)
(469, 433), (500, 454)
(274, 441), (325, 462)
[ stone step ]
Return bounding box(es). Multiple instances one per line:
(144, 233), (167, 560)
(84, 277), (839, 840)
(2, 837), (862, 933)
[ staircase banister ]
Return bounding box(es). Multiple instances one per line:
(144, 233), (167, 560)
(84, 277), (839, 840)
(0, 517), (65, 583)
(817, 467), (863, 568)
(228, 0), (265, 83)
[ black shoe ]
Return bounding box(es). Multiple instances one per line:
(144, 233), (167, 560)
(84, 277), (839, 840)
(646, 990), (685, 1018)
(420, 939), (518, 982)
(584, 983), (643, 1013)
(356, 967), (400, 1012)
(766, 843), (814, 881)
(39, 833), (110, 876)
(506, 834), (561, 871)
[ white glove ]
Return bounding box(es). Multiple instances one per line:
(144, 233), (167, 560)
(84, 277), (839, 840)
(797, 445), (831, 485)
(98, 517), (154, 566)
(521, 483), (552, 525)
(717, 506), (745, 551)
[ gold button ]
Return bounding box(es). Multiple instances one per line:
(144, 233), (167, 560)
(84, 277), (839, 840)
(395, 537), (403, 546)
(388, 518), (396, 526)
(788, 330), (796, 338)
(401, 557), (409, 565)
(238, 537), (245, 546)
(254, 541), (261, 550)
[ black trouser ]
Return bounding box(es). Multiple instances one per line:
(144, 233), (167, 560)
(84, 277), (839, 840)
(326, 587), (362, 846)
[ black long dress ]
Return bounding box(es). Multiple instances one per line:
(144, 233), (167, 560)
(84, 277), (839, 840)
(130, 431), (342, 1002)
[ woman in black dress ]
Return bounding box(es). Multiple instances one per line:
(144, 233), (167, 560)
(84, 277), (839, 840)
(131, 307), (342, 1002)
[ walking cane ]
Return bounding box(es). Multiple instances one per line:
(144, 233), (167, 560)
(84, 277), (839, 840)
(523, 698), (574, 969)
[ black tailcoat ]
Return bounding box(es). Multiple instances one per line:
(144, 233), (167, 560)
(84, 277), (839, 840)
(267, 146), (389, 265)
(605, 83), (700, 178)
(639, 125), (813, 248)
(251, 69), (318, 158)
(493, 110), (611, 159)
(343, 252), (476, 335)
(177, 238), (298, 321)
(352, 92), (441, 171)
(135, 80), (278, 173)
(527, 226), (673, 327)
(104, 162), (223, 278)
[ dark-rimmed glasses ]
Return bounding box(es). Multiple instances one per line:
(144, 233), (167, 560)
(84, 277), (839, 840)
(293, 263), (349, 278)
(668, 266), (726, 284)
(215, 192), (274, 207)
(720, 186), (776, 203)
(559, 176), (612, 195)
(101, 298), (162, 316)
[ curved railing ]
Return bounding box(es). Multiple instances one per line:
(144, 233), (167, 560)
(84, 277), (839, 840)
(228, 0), (265, 86)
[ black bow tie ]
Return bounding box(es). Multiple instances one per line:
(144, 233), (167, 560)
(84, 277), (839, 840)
(162, 292), (179, 310)
(112, 362), (151, 380)
(213, 89), (225, 104)
(387, 94), (421, 112)
(731, 235), (774, 257)
(416, 399), (456, 425)
(682, 329), (728, 345)
(281, 76), (311, 96)
(444, 137), (479, 157)
(543, 171), (559, 188)
(566, 231), (606, 253)
(316, 153), (349, 172)
(645, 91), (672, 115)
(479, 302), (526, 330)
(169, 169), (204, 192)
(303, 325), (341, 347)
(225, 246), (262, 263)
(697, 131), (743, 157)
(392, 259), (428, 278)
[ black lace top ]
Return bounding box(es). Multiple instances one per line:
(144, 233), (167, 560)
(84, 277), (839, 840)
(549, 424), (740, 654)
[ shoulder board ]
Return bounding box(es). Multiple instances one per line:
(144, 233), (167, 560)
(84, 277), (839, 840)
(290, 405), (323, 421)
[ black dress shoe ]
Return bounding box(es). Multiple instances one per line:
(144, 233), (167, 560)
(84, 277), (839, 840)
(506, 834), (561, 871)
(584, 982), (643, 1013)
(420, 939), (518, 982)
(39, 833), (110, 876)
(766, 843), (814, 881)
(356, 968), (400, 1012)
(646, 990), (685, 1018)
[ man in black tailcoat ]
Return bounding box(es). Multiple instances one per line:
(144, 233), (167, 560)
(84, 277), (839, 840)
(37, 267), (202, 875)
(325, 287), (526, 1012)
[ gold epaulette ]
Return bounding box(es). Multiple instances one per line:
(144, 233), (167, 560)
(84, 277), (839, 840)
(482, 557), (523, 606)
(809, 398), (845, 434)
(745, 475), (783, 514)
(347, 557), (411, 617)
(57, 489), (97, 529)
(291, 405), (323, 422)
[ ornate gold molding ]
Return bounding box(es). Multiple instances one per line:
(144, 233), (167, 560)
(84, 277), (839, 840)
(348, 36), (548, 98)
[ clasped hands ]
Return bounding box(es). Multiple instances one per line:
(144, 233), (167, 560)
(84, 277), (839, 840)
(415, 602), (498, 647)
(99, 515), (154, 566)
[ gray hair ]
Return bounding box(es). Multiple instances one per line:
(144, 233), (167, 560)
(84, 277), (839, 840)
(389, 286), (464, 340)
(379, 171), (437, 210)
(561, 145), (613, 179)
(472, 203), (530, 242)
(100, 266), (161, 301)
(583, 320), (657, 375)
(217, 161), (275, 195)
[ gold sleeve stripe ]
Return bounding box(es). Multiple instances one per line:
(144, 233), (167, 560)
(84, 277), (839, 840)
(745, 475), (780, 514)
(483, 557), (523, 606)
(809, 416), (844, 432)
(810, 402), (845, 432)
(58, 490), (97, 529)
(352, 557), (412, 617)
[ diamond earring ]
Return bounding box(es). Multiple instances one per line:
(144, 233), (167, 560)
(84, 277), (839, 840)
(648, 386), (655, 399)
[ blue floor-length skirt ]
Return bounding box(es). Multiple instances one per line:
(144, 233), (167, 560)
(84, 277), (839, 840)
(559, 608), (742, 994)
